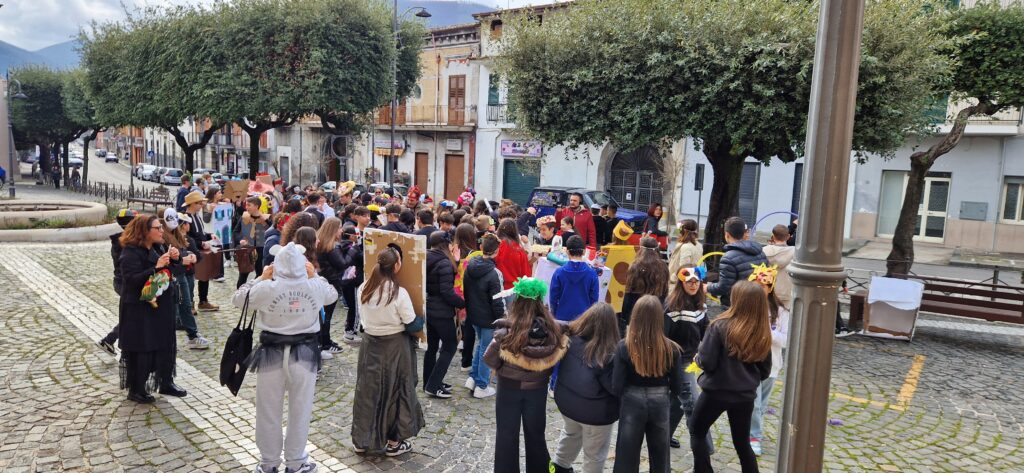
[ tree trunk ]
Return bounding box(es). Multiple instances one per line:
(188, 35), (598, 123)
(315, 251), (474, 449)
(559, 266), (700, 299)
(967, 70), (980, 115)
(37, 143), (50, 183)
(884, 101), (999, 276)
(246, 128), (261, 180)
(166, 124), (219, 174)
(62, 141), (70, 186)
(703, 141), (745, 256)
(83, 138), (91, 186)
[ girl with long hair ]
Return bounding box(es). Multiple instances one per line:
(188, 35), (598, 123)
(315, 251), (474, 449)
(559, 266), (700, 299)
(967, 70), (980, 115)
(619, 237), (669, 333)
(352, 247), (426, 457)
(550, 303), (620, 473)
(747, 266), (789, 457)
(689, 281), (773, 473)
(423, 231), (466, 398)
(664, 267), (712, 450)
(611, 295), (683, 473)
(453, 222), (481, 371)
(484, 279), (568, 473)
(668, 219), (703, 284)
(316, 217), (352, 357)
(494, 218), (531, 290)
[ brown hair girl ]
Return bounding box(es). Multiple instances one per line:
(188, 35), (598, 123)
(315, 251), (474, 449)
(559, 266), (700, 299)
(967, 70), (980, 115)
(292, 227), (318, 269)
(626, 295), (680, 377)
(500, 296), (561, 355)
(625, 237), (669, 298)
(568, 302), (620, 368)
(454, 223), (478, 257)
(360, 247), (401, 306)
(316, 217), (342, 257)
(715, 281), (772, 363)
(120, 215), (157, 247)
(281, 212), (320, 244)
(677, 219), (698, 245)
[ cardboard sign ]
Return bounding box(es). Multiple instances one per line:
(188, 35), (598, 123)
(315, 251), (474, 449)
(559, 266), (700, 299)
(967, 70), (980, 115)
(256, 174), (273, 187)
(362, 228), (428, 317)
(224, 181), (248, 201)
(210, 202), (234, 244)
(603, 244), (638, 313)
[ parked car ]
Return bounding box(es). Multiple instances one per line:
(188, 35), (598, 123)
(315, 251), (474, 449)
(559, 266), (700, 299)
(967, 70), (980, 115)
(95, 149), (108, 158)
(104, 151), (118, 163)
(138, 164), (157, 180)
(20, 154), (38, 164)
(210, 173), (226, 186)
(193, 168), (216, 177)
(527, 186), (647, 226)
(152, 167), (168, 183)
(68, 157), (84, 168)
(368, 182), (407, 198)
(161, 168), (185, 185)
(319, 181), (337, 192)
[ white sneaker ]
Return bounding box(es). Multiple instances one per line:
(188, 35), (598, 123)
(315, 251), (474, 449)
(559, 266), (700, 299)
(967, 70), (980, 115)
(320, 350), (334, 360)
(457, 340), (464, 350)
(213, 276), (226, 283)
(343, 331), (362, 342)
(473, 386), (496, 399)
(459, 365), (471, 372)
(464, 376), (476, 391)
(187, 336), (211, 350)
(417, 340), (428, 351)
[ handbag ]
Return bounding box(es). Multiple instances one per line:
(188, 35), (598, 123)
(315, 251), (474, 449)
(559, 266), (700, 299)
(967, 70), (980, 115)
(194, 249), (222, 282)
(219, 292), (256, 396)
(236, 246), (257, 274)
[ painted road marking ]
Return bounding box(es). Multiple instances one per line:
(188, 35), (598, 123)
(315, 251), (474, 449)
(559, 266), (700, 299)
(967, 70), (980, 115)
(0, 248), (354, 472)
(828, 354), (926, 412)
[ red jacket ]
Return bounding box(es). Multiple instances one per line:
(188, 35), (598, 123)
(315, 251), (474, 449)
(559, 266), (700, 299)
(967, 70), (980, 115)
(557, 206), (597, 247)
(495, 239), (532, 290)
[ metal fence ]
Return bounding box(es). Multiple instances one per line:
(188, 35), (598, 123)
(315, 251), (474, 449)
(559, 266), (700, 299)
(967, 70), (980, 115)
(67, 180), (169, 204)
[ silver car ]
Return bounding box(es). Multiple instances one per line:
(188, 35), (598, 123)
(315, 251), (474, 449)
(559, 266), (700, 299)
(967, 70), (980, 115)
(161, 168), (184, 185)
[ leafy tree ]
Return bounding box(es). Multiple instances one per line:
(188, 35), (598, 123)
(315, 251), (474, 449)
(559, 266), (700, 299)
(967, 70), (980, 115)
(10, 66), (88, 187)
(886, 2), (1024, 275)
(62, 69), (103, 185)
(500, 0), (946, 249)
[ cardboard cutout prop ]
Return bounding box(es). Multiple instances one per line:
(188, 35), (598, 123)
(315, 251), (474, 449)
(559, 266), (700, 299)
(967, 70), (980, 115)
(362, 228), (428, 317)
(602, 244), (638, 312)
(224, 181), (249, 201)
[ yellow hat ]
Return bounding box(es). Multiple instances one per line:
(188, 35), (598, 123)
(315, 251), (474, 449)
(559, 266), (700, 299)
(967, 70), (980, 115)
(612, 220), (634, 241)
(338, 181), (357, 196)
(748, 263), (779, 290)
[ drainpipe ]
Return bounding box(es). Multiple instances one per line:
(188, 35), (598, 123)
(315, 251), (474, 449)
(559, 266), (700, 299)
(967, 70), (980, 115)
(993, 136), (1007, 252)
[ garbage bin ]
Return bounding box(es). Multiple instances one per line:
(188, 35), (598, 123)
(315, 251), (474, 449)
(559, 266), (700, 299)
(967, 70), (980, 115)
(863, 276), (925, 341)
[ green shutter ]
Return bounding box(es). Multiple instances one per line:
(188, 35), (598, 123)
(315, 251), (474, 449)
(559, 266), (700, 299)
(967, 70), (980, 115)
(488, 73), (501, 106)
(502, 160), (540, 206)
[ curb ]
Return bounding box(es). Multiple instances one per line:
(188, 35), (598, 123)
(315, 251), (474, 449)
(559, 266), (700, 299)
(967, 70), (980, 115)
(0, 222), (120, 243)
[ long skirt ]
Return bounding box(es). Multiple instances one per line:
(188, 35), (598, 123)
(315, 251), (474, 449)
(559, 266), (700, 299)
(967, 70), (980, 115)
(351, 332), (425, 454)
(119, 348), (176, 393)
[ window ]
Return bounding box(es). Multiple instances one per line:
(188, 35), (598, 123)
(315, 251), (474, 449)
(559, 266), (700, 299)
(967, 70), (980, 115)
(1002, 178), (1024, 224)
(488, 73), (501, 106)
(490, 20), (503, 39)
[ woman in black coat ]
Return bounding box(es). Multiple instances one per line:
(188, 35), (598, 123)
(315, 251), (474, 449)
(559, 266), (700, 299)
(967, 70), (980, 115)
(422, 231), (466, 399)
(118, 215), (187, 404)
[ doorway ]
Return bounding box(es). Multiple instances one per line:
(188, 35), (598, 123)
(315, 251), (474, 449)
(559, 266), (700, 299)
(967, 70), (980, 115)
(738, 162), (761, 226)
(415, 153), (429, 192)
(444, 154), (465, 200)
(608, 145), (662, 212)
(877, 170), (951, 242)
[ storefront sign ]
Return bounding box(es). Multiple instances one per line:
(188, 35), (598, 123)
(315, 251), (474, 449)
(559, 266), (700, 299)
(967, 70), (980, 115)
(374, 139), (405, 157)
(446, 138), (462, 151)
(500, 140), (542, 158)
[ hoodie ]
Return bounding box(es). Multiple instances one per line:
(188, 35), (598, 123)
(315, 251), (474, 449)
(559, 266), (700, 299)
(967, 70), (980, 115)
(549, 260), (600, 322)
(464, 256), (505, 329)
(232, 242), (338, 335)
(707, 240), (769, 307)
(762, 244), (795, 307)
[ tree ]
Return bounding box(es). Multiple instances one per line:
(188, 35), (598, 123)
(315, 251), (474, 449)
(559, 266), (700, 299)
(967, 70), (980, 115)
(886, 2), (1024, 276)
(500, 0), (946, 250)
(216, 0), (425, 179)
(10, 66), (88, 187)
(62, 69), (103, 185)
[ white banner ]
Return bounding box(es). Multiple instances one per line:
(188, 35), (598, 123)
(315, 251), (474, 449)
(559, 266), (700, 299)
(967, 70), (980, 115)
(211, 203), (234, 244)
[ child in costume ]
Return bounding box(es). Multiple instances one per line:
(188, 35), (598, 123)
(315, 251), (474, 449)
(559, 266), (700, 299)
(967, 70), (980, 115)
(747, 263), (789, 457)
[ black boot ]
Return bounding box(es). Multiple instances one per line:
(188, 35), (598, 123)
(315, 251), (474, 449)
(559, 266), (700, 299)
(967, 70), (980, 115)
(128, 391), (155, 404)
(158, 383), (187, 397)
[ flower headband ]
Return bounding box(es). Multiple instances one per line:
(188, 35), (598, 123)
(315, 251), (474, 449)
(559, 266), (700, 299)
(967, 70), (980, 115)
(748, 263), (779, 289)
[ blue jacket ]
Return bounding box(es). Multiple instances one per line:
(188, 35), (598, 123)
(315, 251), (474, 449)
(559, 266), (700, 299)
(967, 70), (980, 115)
(550, 260), (599, 322)
(707, 239), (769, 307)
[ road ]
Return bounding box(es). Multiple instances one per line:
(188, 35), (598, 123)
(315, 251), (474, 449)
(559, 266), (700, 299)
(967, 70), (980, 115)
(17, 155), (166, 192)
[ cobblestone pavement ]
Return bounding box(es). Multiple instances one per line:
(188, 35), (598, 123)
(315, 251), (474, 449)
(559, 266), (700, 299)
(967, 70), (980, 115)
(1, 241), (1023, 472)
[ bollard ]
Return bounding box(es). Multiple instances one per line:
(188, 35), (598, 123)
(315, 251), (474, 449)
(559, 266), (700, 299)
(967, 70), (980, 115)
(993, 268), (1000, 301)
(104, 182), (109, 203)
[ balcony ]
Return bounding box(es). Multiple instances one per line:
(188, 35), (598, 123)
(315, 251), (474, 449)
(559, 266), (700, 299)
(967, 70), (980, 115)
(934, 101), (1022, 136)
(487, 103), (514, 124)
(376, 105), (477, 129)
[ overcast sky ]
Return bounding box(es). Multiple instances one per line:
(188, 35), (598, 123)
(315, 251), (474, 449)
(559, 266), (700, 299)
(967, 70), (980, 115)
(0, 0), (538, 51)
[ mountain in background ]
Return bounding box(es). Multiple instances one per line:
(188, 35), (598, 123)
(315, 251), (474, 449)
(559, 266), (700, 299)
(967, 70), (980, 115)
(0, 0), (496, 72)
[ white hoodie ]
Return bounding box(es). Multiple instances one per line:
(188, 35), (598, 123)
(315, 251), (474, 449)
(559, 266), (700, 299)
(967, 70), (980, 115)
(232, 242), (338, 335)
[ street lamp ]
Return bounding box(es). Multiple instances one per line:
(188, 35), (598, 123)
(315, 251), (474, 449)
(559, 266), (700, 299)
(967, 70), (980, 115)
(387, 4), (431, 189)
(5, 70), (28, 198)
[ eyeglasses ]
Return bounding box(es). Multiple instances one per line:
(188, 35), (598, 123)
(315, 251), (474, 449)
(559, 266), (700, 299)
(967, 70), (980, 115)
(150, 225), (164, 231)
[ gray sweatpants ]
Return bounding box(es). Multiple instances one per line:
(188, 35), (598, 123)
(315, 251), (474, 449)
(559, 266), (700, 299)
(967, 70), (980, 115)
(552, 415), (615, 473)
(255, 353), (317, 472)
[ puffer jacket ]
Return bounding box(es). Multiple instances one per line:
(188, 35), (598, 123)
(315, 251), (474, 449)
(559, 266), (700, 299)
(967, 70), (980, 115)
(484, 317), (569, 390)
(317, 242), (355, 288)
(554, 335), (618, 425)
(707, 239), (769, 306)
(425, 249), (465, 319)
(464, 256), (505, 329)
(110, 232), (124, 296)
(262, 227), (281, 267)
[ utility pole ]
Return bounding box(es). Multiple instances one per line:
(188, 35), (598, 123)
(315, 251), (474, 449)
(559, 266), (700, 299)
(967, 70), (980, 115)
(298, 125), (303, 186)
(776, 0), (865, 472)
(389, 0), (399, 188)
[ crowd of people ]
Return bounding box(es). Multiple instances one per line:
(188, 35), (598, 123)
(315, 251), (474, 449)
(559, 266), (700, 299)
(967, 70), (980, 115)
(98, 172), (825, 473)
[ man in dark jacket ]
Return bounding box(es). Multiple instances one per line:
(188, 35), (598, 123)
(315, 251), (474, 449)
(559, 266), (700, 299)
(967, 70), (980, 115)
(707, 217), (769, 307)
(463, 235), (505, 398)
(381, 204), (411, 233)
(414, 210), (438, 237)
(423, 231), (466, 399)
(175, 175), (193, 210)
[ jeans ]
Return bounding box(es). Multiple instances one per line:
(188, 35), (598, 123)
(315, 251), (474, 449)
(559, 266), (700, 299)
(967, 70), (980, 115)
(321, 301), (338, 348)
(552, 415), (614, 473)
(495, 383), (550, 473)
(470, 326), (494, 389)
(424, 316), (458, 392)
(460, 318), (475, 368)
(341, 285), (358, 332)
(689, 392), (759, 473)
(175, 277), (198, 339)
(750, 376), (776, 441)
(613, 386), (671, 473)
(669, 371), (713, 452)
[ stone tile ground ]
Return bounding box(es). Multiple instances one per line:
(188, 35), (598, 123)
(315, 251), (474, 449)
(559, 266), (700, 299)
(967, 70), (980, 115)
(1, 241), (1023, 472)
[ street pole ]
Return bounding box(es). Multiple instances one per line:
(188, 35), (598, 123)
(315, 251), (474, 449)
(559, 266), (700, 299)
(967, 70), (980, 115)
(298, 125), (303, 185)
(389, 0), (399, 189)
(3, 70), (16, 198)
(776, 0), (865, 472)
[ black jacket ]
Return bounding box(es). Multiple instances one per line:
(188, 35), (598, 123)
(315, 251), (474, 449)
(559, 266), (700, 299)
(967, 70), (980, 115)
(414, 225), (438, 237)
(118, 244), (179, 352)
(425, 249), (465, 319)
(110, 232), (124, 296)
(339, 239), (364, 288)
(464, 256), (505, 329)
(554, 335), (619, 426)
(516, 212), (536, 236)
(593, 217), (608, 246)
(318, 242), (356, 288)
(664, 305), (709, 364)
(695, 319), (772, 401)
(382, 221), (411, 234)
(707, 240), (769, 306)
